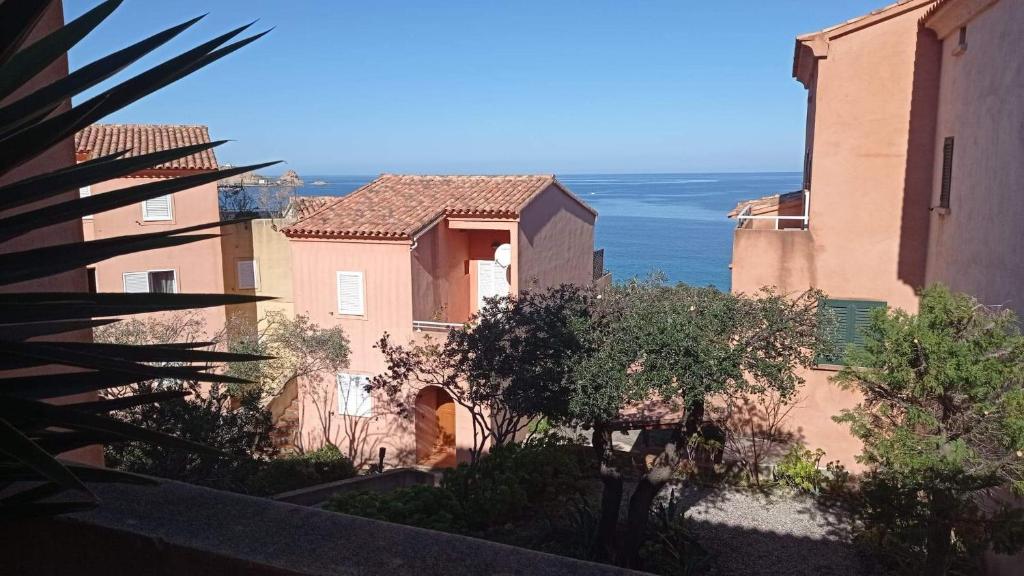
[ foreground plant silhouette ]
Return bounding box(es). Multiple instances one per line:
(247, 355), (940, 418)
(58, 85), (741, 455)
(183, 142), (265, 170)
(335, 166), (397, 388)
(0, 0), (275, 518)
(835, 285), (1024, 575)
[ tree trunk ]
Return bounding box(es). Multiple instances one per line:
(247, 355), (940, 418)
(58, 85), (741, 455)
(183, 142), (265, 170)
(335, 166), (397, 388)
(618, 430), (684, 568)
(592, 424), (623, 563)
(685, 397), (705, 438)
(924, 492), (954, 576)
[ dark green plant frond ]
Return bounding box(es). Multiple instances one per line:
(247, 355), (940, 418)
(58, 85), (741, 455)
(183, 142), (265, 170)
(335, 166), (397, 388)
(0, 23), (265, 169)
(0, 216), (249, 285)
(0, 14), (205, 132)
(0, 292), (274, 323)
(0, 0), (54, 65)
(35, 341), (272, 364)
(0, 161), (279, 243)
(0, 0), (122, 102)
(0, 340), (258, 385)
(0, 1), (272, 519)
(0, 319), (119, 341)
(58, 390), (191, 414)
(0, 396), (225, 457)
(0, 140), (226, 212)
(0, 417), (90, 497)
(0, 234), (218, 286)
(1, 370), (198, 400)
(0, 96), (108, 174)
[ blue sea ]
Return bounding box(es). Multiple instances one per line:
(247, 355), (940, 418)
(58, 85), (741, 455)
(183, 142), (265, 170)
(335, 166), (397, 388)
(291, 173), (802, 291)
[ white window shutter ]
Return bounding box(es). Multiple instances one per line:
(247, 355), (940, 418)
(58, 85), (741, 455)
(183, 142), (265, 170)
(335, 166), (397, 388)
(237, 259), (258, 290)
(123, 272), (150, 293)
(337, 373), (372, 417)
(142, 195), (173, 221)
(477, 260), (510, 310)
(79, 186), (93, 220)
(336, 271), (365, 315)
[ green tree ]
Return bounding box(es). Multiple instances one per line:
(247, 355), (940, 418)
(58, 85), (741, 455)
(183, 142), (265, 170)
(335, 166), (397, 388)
(566, 279), (828, 566)
(372, 286), (591, 461)
(95, 313), (277, 491)
(223, 311), (351, 401)
(834, 285), (1024, 574)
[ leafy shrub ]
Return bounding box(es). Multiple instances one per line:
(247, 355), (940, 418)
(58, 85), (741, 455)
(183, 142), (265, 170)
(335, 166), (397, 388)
(443, 436), (592, 531)
(246, 445), (357, 496)
(326, 485), (465, 533)
(640, 493), (710, 576)
(106, 383), (277, 493)
(774, 443), (825, 493)
(325, 437), (593, 536)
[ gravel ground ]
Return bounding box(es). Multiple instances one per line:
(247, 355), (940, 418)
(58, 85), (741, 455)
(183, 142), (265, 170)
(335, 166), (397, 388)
(672, 487), (867, 576)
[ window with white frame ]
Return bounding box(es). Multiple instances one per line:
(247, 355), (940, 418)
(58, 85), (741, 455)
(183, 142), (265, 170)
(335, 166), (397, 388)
(337, 373), (372, 417)
(79, 186), (93, 220)
(336, 271), (365, 315)
(142, 195), (173, 221)
(236, 259), (258, 290)
(123, 270), (177, 294)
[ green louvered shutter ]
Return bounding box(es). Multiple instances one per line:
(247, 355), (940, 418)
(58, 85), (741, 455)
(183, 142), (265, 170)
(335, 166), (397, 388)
(819, 299), (886, 365)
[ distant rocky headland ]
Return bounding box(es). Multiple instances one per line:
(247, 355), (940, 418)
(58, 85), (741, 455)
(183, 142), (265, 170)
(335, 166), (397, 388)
(219, 168), (303, 187)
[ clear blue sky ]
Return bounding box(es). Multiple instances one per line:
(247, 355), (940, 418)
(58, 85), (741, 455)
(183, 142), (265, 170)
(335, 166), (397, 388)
(65, 1), (883, 175)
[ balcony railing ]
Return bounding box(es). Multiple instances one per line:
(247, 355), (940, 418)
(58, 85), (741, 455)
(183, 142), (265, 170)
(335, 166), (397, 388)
(412, 320), (465, 332)
(735, 189), (810, 230)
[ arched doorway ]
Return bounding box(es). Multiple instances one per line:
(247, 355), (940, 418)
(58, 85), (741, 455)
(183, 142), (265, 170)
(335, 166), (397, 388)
(415, 387), (456, 468)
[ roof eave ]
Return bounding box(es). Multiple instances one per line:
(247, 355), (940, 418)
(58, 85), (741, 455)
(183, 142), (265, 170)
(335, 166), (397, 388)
(517, 176), (598, 219)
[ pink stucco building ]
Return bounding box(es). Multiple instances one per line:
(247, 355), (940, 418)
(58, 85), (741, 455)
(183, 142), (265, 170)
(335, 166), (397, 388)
(282, 175), (597, 467)
(729, 0), (1024, 468)
(76, 124), (227, 337)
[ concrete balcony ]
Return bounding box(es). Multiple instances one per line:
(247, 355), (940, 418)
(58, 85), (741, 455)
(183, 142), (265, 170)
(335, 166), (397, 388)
(732, 190), (810, 231)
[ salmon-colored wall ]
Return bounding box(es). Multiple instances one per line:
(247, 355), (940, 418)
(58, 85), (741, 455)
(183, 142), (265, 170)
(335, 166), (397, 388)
(290, 184), (596, 467)
(0, 2), (101, 464)
(925, 0), (1024, 309)
(86, 178), (226, 336)
(518, 184), (596, 291)
(731, 4), (937, 467)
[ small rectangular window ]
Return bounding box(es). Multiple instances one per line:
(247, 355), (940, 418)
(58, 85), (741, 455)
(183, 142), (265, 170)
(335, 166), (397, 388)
(86, 268), (98, 293)
(940, 137), (955, 210)
(337, 373), (373, 417)
(123, 270), (177, 294)
(79, 186), (93, 220)
(337, 271), (365, 316)
(954, 26), (968, 55)
(142, 195), (173, 221)
(236, 259), (258, 290)
(819, 299), (887, 365)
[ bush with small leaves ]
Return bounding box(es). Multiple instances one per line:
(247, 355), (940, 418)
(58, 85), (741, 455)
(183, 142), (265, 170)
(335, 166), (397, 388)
(774, 443), (825, 493)
(245, 445), (356, 496)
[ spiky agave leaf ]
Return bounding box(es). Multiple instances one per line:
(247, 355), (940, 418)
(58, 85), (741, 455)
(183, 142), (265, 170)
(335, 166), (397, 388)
(0, 1), (274, 518)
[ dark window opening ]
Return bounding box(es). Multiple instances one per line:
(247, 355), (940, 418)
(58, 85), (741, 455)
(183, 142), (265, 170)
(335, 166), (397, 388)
(940, 137), (955, 210)
(86, 268), (97, 293)
(149, 270), (177, 294)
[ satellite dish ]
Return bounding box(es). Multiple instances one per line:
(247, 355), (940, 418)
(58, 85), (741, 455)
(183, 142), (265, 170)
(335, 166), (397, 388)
(494, 243), (512, 268)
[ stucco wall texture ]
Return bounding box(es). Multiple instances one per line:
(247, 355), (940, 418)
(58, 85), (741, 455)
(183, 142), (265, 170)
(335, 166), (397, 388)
(289, 183), (596, 467)
(732, 0), (1022, 471)
(85, 178), (226, 337)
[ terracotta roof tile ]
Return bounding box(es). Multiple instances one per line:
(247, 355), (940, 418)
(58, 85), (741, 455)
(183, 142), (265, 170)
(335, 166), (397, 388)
(284, 174), (592, 239)
(75, 124), (218, 171)
(728, 190), (805, 218)
(289, 195), (336, 220)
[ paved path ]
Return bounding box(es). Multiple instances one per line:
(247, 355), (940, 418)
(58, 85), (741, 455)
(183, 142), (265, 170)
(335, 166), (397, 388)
(672, 487), (867, 576)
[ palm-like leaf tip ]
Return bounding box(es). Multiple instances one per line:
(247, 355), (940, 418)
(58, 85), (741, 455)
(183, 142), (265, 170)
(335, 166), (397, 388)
(0, 2), (272, 518)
